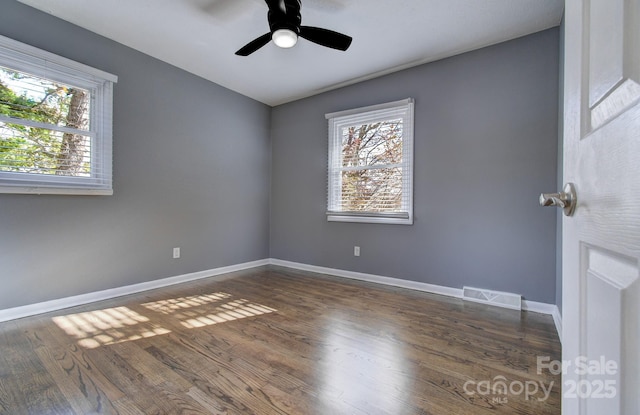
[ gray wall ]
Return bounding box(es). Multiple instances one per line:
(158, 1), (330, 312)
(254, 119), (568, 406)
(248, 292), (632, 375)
(0, 1), (560, 310)
(270, 28), (560, 303)
(0, 1), (271, 309)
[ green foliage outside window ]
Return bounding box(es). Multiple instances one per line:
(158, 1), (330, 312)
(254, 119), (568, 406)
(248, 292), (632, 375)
(0, 67), (90, 177)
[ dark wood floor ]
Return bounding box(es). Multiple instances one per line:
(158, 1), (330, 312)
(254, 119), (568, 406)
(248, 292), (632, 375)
(0, 266), (561, 414)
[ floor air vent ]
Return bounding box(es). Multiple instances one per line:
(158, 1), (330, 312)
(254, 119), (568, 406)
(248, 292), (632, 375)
(462, 287), (522, 311)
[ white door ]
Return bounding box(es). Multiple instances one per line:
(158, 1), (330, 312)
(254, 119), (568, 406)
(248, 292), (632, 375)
(561, 0), (640, 413)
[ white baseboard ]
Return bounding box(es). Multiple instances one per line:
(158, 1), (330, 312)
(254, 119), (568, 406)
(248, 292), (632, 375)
(0, 257), (563, 344)
(522, 299), (556, 314)
(551, 305), (563, 344)
(269, 258), (562, 341)
(269, 258), (463, 298)
(0, 259), (269, 322)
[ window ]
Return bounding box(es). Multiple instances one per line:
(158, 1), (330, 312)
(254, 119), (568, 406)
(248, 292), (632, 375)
(326, 98), (414, 225)
(0, 35), (117, 195)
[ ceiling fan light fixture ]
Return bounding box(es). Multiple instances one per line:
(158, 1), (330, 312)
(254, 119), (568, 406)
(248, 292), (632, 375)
(235, 1), (352, 56)
(272, 28), (298, 48)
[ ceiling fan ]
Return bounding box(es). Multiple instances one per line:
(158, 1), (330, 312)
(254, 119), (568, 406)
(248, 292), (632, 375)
(235, 0), (352, 56)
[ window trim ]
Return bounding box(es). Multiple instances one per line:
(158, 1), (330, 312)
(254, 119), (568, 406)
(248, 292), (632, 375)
(0, 34), (117, 195)
(325, 98), (414, 225)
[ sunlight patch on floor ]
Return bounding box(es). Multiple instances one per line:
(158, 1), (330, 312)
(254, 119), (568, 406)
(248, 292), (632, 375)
(52, 293), (277, 347)
(174, 298), (277, 329)
(141, 292), (277, 329)
(52, 306), (171, 349)
(141, 292), (233, 314)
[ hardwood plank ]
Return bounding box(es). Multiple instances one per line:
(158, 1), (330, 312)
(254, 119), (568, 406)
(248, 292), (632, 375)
(0, 266), (561, 414)
(110, 396), (146, 415)
(34, 345), (121, 414)
(0, 322), (28, 415)
(86, 344), (208, 414)
(0, 320), (73, 414)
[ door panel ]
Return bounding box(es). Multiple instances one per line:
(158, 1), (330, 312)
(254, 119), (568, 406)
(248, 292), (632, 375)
(588, 0), (624, 107)
(582, 244), (638, 413)
(588, 0), (640, 131)
(563, 0), (640, 413)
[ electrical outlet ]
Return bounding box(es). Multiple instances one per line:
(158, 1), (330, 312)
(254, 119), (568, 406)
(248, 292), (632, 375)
(173, 247), (180, 259)
(354, 246), (360, 257)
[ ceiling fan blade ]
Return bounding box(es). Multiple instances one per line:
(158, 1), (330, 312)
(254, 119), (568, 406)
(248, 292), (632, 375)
(235, 33), (272, 56)
(263, 0), (284, 12)
(299, 26), (352, 51)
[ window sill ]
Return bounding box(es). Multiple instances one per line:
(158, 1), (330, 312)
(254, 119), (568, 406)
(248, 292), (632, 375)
(327, 214), (413, 225)
(0, 186), (113, 196)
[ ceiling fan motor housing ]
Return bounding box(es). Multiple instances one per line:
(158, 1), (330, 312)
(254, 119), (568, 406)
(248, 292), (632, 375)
(268, 1), (302, 35)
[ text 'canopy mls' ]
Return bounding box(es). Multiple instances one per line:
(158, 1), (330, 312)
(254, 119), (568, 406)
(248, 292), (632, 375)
(339, 119), (404, 212)
(0, 66), (91, 177)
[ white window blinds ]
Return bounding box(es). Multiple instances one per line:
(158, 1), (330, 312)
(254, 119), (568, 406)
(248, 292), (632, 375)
(326, 98), (414, 225)
(0, 35), (117, 195)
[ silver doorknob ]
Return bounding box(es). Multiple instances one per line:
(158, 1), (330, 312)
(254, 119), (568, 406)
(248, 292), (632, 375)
(540, 182), (577, 216)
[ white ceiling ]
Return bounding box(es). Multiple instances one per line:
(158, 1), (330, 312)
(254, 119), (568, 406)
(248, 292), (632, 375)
(17, 0), (564, 106)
